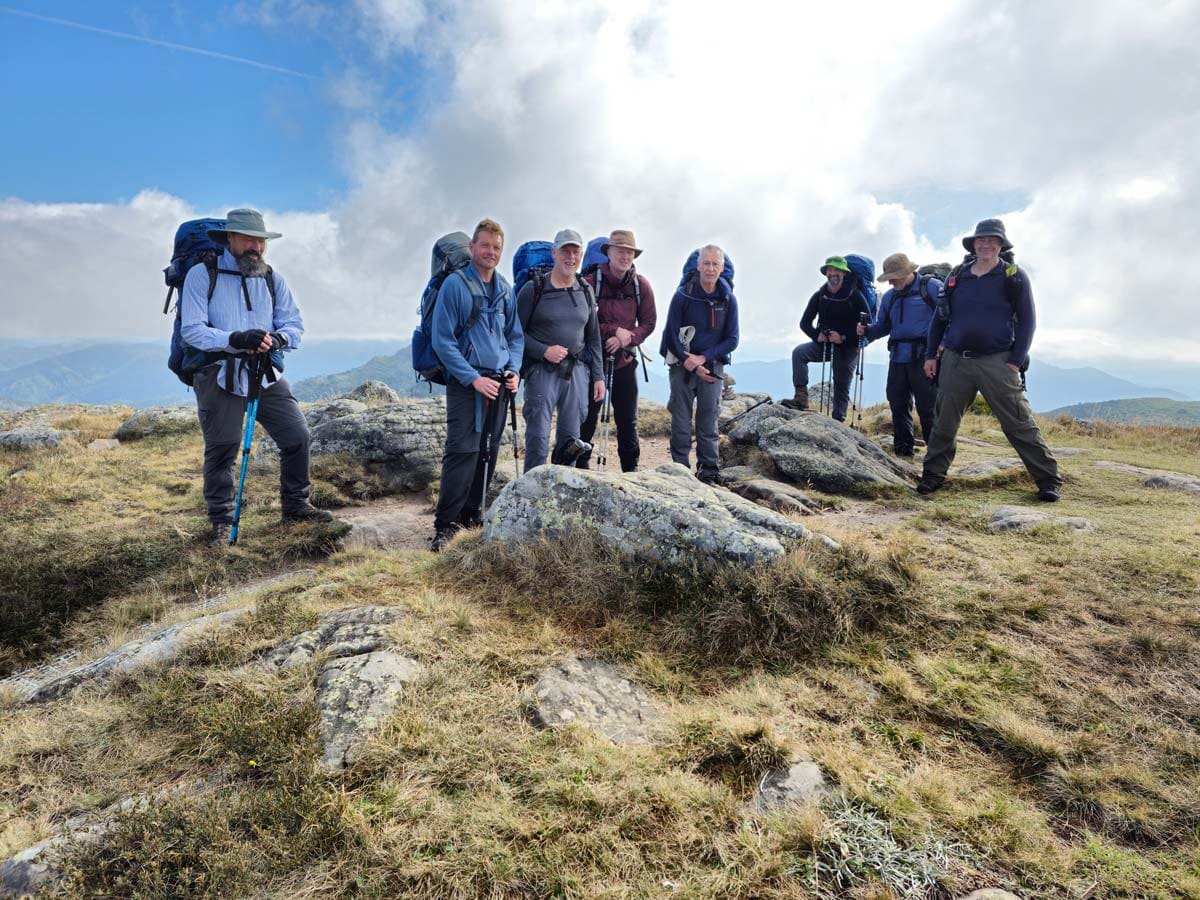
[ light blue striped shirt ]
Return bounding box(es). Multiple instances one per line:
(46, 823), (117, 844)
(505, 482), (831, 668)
(180, 249), (304, 396)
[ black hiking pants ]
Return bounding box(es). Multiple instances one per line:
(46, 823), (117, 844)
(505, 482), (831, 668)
(886, 360), (937, 455)
(435, 379), (508, 531)
(579, 361), (640, 471)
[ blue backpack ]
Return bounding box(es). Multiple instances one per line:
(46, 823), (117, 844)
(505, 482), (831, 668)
(512, 241), (555, 299)
(679, 248), (735, 291)
(843, 253), (878, 319)
(411, 231), (487, 386)
(581, 235), (608, 275)
(163, 218), (281, 387)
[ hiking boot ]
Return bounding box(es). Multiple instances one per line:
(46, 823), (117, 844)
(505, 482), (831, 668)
(779, 386), (809, 411)
(697, 470), (719, 486)
(916, 475), (944, 495)
(281, 502), (334, 524)
(207, 523), (232, 546)
(430, 524), (460, 553)
(1037, 485), (1061, 502)
(458, 510), (483, 529)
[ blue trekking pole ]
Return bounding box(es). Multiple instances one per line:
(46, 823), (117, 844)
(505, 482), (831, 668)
(230, 354), (266, 545)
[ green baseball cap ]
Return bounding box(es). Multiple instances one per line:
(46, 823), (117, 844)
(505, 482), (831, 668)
(821, 255), (851, 275)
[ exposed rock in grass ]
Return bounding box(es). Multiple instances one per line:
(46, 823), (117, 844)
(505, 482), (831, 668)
(1094, 460), (1200, 495)
(530, 656), (658, 744)
(986, 505), (1095, 534)
(720, 468), (823, 515)
(87, 438), (120, 451)
(114, 406), (197, 440)
(340, 510), (430, 550)
(22, 608), (252, 703)
(343, 380), (402, 405)
(753, 759), (832, 810)
(959, 891), (1022, 900)
(0, 426), (74, 450)
(263, 606), (403, 668)
(956, 457), (1023, 478)
(485, 462), (834, 568)
(316, 650), (422, 770)
(725, 405), (916, 493)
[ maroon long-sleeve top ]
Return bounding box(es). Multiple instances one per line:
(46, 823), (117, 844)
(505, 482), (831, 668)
(589, 263), (657, 369)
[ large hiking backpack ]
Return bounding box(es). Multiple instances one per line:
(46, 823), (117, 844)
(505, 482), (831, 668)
(163, 218), (281, 387)
(843, 254), (877, 319)
(512, 241), (555, 299)
(678, 248), (735, 292)
(581, 236), (608, 275)
(410, 231), (486, 386)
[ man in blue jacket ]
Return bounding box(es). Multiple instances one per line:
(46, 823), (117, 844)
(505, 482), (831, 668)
(660, 244), (739, 485)
(430, 218), (524, 550)
(918, 219), (1061, 501)
(856, 253), (941, 457)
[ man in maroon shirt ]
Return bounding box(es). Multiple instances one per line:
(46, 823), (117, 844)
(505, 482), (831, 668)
(578, 229), (657, 471)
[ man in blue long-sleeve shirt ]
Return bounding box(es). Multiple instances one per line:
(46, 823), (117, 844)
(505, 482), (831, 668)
(660, 244), (739, 484)
(430, 218), (524, 551)
(181, 208), (331, 545)
(918, 219), (1061, 501)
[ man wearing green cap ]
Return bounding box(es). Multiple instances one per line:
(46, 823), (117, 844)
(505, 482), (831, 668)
(784, 256), (873, 420)
(181, 208), (332, 546)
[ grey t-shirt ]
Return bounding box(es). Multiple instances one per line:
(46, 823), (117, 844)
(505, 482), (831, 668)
(517, 276), (603, 381)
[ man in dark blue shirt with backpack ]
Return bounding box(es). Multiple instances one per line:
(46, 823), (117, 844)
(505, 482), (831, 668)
(918, 219), (1061, 501)
(856, 253), (941, 457)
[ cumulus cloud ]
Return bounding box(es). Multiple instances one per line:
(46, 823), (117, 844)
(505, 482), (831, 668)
(3, 0), (1196, 368)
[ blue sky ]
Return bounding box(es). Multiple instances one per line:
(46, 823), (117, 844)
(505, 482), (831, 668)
(1, 2), (419, 209)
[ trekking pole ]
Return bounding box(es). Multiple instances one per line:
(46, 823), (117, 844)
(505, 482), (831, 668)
(819, 331), (830, 416)
(721, 396), (772, 433)
(598, 354), (615, 468)
(230, 354), (265, 545)
(508, 384), (520, 480)
(853, 313), (868, 430)
(478, 379), (501, 517)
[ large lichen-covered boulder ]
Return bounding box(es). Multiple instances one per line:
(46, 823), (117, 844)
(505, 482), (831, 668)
(484, 462), (834, 568)
(259, 396), (446, 492)
(0, 426), (74, 450)
(115, 406), (198, 440)
(725, 404), (916, 494)
(316, 650), (422, 770)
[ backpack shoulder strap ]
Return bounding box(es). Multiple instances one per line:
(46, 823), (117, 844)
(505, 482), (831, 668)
(574, 273), (595, 311)
(452, 268), (487, 330)
(917, 274), (937, 311)
(265, 266), (277, 305)
(203, 253), (220, 302)
(633, 270), (641, 303)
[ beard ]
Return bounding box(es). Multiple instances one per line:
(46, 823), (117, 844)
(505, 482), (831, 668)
(234, 249), (269, 277)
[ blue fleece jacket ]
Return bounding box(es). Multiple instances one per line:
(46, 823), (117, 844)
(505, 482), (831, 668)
(659, 276), (739, 365)
(927, 262), (1034, 367)
(431, 263), (524, 388)
(867, 275), (942, 364)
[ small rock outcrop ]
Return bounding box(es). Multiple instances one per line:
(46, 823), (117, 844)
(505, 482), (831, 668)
(753, 760), (832, 810)
(725, 405), (916, 493)
(986, 506), (1095, 534)
(264, 606), (403, 668)
(343, 380), (403, 405)
(258, 396), (446, 493)
(530, 657), (658, 744)
(0, 426), (73, 450)
(1094, 461), (1200, 495)
(720, 466), (823, 515)
(718, 392), (772, 429)
(485, 463), (834, 568)
(316, 650), (422, 770)
(956, 457), (1023, 478)
(87, 438), (120, 452)
(114, 406), (198, 440)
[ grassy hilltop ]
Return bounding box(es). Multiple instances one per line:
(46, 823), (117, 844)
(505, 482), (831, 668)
(0, 405), (1198, 898)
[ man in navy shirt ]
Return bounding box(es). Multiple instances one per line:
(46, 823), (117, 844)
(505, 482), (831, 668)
(918, 219), (1061, 501)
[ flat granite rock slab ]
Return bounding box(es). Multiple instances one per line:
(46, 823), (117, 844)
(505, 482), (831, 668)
(264, 606), (405, 668)
(317, 650), (422, 770)
(752, 760), (832, 811)
(1094, 461), (1200, 495)
(986, 505), (1095, 534)
(530, 656), (659, 744)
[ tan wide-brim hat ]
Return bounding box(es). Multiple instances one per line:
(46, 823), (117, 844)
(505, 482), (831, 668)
(600, 228), (643, 258)
(877, 252), (919, 282)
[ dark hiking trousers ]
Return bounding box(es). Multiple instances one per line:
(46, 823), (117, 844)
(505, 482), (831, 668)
(579, 360), (640, 471)
(792, 340), (857, 421)
(435, 379), (508, 531)
(886, 360), (937, 454)
(922, 350), (1060, 488)
(194, 364), (312, 525)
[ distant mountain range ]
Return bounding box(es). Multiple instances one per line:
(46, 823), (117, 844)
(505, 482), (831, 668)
(1047, 398), (1200, 428)
(0, 338), (1193, 413)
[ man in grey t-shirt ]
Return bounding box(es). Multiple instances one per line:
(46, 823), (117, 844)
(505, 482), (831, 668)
(517, 229), (605, 471)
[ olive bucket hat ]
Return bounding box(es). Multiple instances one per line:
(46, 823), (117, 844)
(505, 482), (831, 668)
(962, 218), (1013, 253)
(821, 255), (852, 276)
(207, 208), (283, 245)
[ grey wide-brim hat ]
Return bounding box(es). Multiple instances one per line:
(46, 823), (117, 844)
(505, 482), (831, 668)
(207, 208), (282, 245)
(962, 217), (1013, 253)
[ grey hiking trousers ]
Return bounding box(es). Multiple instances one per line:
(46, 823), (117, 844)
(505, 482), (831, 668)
(668, 361), (724, 479)
(193, 363), (312, 524)
(922, 350), (1060, 488)
(522, 360), (589, 472)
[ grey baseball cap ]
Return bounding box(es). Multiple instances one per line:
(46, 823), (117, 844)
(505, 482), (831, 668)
(553, 228), (583, 249)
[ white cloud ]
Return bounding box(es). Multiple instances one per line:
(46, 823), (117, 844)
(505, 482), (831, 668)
(3, 0), (1197, 370)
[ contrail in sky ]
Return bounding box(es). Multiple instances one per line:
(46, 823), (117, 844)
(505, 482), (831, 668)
(0, 6), (313, 79)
